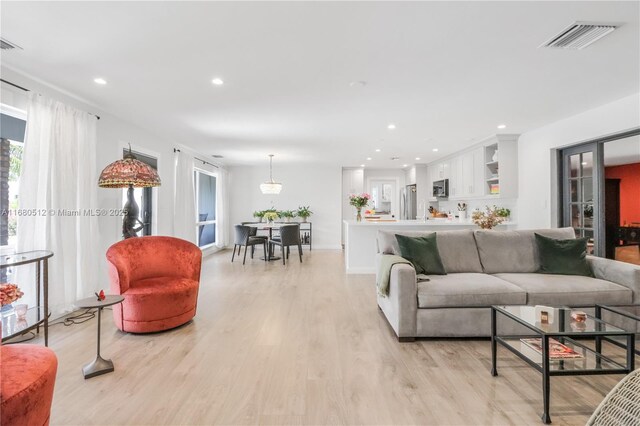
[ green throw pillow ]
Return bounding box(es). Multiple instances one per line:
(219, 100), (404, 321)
(534, 233), (593, 277)
(395, 234), (446, 275)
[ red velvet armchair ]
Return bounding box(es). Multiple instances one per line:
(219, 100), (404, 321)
(106, 236), (202, 333)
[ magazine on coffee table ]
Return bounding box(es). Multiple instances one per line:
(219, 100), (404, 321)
(520, 338), (584, 359)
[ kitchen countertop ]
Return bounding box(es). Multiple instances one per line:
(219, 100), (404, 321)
(344, 219), (516, 227)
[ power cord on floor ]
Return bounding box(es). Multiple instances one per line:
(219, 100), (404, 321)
(49, 308), (96, 327)
(3, 307), (113, 344)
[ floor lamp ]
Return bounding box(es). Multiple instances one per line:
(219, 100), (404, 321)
(98, 147), (161, 239)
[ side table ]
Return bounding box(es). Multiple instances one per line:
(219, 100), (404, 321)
(75, 295), (124, 379)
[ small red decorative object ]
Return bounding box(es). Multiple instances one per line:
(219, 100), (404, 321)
(95, 290), (106, 301)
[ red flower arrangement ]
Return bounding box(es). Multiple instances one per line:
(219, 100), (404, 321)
(0, 283), (24, 306)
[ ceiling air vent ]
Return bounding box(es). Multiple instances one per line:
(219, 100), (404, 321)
(0, 38), (22, 51)
(212, 154), (224, 159)
(540, 22), (617, 50)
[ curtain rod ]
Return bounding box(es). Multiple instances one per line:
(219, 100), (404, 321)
(0, 78), (101, 120)
(173, 148), (219, 168)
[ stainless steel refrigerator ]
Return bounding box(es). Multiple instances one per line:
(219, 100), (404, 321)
(401, 184), (417, 220)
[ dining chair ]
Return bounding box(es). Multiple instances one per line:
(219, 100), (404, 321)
(232, 225), (267, 265)
(268, 224), (302, 265)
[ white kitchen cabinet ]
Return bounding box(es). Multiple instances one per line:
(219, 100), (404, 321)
(426, 134), (519, 201)
(449, 156), (462, 197)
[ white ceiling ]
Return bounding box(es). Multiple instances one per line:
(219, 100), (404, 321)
(1, 1), (639, 167)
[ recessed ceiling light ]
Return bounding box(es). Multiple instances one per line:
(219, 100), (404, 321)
(211, 78), (224, 86)
(497, 124), (506, 129)
(432, 148), (439, 152)
(93, 78), (107, 85)
(366, 157), (372, 161)
(375, 148), (381, 152)
(402, 164), (408, 167)
(415, 157), (421, 161)
(387, 123), (396, 130)
(360, 164), (365, 167)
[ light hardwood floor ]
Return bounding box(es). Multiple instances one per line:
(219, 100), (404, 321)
(26, 249), (627, 425)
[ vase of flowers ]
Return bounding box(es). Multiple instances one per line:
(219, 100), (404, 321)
(263, 210), (279, 224)
(471, 206), (505, 230)
(349, 193), (370, 222)
(1, 283), (24, 316)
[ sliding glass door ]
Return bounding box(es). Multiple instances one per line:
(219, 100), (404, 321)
(561, 143), (604, 256)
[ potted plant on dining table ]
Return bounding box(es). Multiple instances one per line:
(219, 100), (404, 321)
(253, 210), (265, 223)
(279, 210), (297, 223)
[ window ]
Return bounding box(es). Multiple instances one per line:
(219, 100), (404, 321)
(121, 149), (157, 236)
(1, 106), (27, 283)
(1, 139), (23, 249)
(195, 169), (217, 248)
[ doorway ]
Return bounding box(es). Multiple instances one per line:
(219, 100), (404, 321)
(559, 129), (640, 261)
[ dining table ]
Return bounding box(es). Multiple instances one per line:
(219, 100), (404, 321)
(247, 222), (284, 261)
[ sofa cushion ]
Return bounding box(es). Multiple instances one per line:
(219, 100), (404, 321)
(494, 273), (633, 306)
(377, 229), (483, 273)
(474, 228), (576, 274)
(535, 233), (593, 276)
(417, 273), (527, 308)
(395, 234), (446, 275)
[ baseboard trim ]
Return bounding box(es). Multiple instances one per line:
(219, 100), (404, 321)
(345, 267), (376, 274)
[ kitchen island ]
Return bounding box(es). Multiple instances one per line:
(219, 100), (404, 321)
(343, 219), (517, 274)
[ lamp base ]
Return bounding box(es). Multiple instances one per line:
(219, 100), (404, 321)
(122, 185), (143, 239)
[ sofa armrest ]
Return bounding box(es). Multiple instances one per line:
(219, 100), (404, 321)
(376, 257), (417, 339)
(587, 255), (640, 303)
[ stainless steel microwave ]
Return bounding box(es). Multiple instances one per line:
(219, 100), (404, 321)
(433, 179), (449, 198)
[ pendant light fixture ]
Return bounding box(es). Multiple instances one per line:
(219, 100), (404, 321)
(260, 154), (282, 194)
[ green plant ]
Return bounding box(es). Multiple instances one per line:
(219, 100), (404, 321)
(494, 206), (511, 218)
(297, 206), (313, 218)
(253, 210), (265, 219)
(279, 210), (296, 218)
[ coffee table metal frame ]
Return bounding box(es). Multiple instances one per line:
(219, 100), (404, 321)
(491, 305), (635, 424)
(595, 304), (640, 356)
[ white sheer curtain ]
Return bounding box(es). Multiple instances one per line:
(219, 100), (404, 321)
(173, 151), (197, 244)
(215, 167), (229, 248)
(17, 93), (101, 316)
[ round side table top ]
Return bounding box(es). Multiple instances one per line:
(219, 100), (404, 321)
(75, 295), (124, 309)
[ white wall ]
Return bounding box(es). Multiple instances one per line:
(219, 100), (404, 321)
(1, 66), (223, 273)
(228, 164), (342, 249)
(518, 93), (640, 229)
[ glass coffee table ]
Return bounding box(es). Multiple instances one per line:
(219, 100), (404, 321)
(491, 305), (636, 424)
(595, 304), (640, 355)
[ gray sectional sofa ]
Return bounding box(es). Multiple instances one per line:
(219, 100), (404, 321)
(376, 228), (640, 340)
